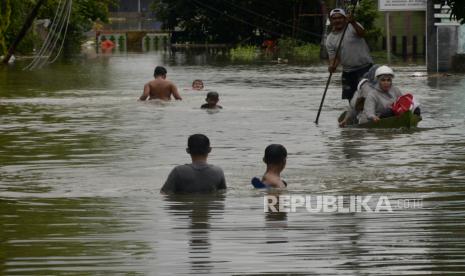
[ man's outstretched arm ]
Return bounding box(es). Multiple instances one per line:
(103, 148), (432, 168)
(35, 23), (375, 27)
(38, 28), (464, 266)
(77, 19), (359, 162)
(348, 14), (366, 37)
(139, 83), (150, 101)
(171, 84), (182, 100)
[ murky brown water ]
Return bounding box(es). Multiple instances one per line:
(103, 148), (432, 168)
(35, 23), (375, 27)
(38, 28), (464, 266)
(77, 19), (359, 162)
(1, 51), (465, 275)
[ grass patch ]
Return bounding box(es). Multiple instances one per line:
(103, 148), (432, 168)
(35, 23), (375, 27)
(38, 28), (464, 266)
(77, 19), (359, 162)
(370, 51), (402, 63)
(229, 38), (321, 63)
(276, 38), (320, 61)
(293, 43), (320, 62)
(230, 45), (259, 61)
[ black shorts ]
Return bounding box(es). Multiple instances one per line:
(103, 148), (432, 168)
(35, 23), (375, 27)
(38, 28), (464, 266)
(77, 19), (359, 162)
(341, 64), (372, 101)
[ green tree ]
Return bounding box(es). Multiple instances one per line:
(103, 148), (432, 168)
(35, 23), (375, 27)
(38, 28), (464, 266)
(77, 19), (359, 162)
(1, 0), (116, 57)
(446, 0), (465, 24)
(39, 0), (116, 56)
(151, 0), (324, 44)
(324, 0), (382, 50)
(0, 0), (12, 55)
(2, 0), (39, 55)
(350, 0), (382, 49)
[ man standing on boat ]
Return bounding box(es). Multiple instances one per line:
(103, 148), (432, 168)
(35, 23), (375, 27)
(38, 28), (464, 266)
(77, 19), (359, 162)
(325, 8), (373, 102)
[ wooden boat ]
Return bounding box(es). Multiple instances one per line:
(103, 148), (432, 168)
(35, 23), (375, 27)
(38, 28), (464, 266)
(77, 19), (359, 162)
(339, 110), (422, 129)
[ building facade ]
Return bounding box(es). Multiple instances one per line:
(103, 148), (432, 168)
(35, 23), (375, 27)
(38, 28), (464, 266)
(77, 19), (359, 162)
(106, 0), (161, 32)
(109, 0), (154, 15)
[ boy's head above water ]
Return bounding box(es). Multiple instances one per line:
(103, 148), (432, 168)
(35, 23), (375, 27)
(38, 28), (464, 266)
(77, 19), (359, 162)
(204, 92), (219, 107)
(263, 144), (287, 165)
(187, 134), (211, 156)
(206, 91), (219, 102)
(154, 66), (167, 78)
(192, 79), (204, 90)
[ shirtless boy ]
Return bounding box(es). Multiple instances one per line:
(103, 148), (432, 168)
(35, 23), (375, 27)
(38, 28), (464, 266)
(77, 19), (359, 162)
(261, 144), (288, 189)
(139, 66), (182, 101)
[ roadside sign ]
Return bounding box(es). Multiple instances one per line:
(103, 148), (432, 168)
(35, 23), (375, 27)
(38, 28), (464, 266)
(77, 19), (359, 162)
(379, 0), (427, 11)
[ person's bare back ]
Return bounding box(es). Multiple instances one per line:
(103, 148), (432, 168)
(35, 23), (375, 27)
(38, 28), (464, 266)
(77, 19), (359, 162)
(139, 66), (182, 101)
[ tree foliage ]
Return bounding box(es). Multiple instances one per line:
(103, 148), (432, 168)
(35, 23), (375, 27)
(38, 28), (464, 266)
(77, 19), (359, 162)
(1, 0), (116, 56)
(151, 0), (324, 44)
(0, 0), (12, 55)
(445, 0), (465, 24)
(333, 0), (381, 50)
(2, 0), (37, 55)
(353, 0), (382, 49)
(40, 0), (117, 55)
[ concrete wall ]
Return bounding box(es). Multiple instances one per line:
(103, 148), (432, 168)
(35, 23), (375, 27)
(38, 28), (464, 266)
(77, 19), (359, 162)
(110, 0), (153, 13)
(427, 2), (461, 72)
(459, 25), (465, 54)
(451, 54), (465, 72)
(105, 18), (162, 32)
(377, 11), (426, 57)
(437, 26), (459, 71)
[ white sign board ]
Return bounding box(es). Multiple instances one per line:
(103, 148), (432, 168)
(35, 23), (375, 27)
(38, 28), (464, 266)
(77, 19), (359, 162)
(379, 0), (427, 11)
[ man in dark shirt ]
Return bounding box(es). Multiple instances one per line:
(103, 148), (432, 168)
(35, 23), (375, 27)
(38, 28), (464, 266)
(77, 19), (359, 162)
(160, 134), (227, 194)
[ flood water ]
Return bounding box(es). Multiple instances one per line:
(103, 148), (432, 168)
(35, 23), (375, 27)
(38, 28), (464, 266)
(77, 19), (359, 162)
(1, 51), (465, 275)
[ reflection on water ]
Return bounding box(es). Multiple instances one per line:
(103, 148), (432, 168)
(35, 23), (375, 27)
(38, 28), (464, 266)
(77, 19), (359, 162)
(163, 194), (225, 274)
(0, 197), (153, 275)
(1, 52), (465, 274)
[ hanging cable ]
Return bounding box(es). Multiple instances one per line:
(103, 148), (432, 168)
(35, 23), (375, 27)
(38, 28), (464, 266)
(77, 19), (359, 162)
(48, 0), (72, 64)
(39, 0), (72, 67)
(24, 0), (72, 70)
(32, 0), (70, 68)
(190, 0), (289, 39)
(190, 0), (321, 44)
(24, 0), (66, 70)
(219, 0), (322, 38)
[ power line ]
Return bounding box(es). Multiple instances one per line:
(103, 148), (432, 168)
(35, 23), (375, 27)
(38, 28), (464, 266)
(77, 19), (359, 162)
(24, 0), (66, 69)
(219, 0), (322, 38)
(49, 0), (73, 63)
(190, 0), (284, 38)
(190, 0), (322, 41)
(24, 0), (73, 70)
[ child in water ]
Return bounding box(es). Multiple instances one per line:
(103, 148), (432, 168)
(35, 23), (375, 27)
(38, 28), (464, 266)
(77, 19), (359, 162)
(192, 79), (204, 90)
(201, 91), (222, 109)
(252, 144), (287, 189)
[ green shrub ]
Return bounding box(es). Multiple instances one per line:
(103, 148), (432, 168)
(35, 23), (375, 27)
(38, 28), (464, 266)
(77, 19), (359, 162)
(293, 43), (320, 61)
(230, 45), (258, 61)
(277, 37), (320, 61)
(370, 50), (401, 63)
(277, 37), (298, 58)
(229, 38), (321, 62)
(352, 0), (382, 50)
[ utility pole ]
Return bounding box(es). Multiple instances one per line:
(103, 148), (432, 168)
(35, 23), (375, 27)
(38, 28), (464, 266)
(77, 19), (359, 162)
(319, 0), (328, 59)
(2, 0), (46, 64)
(386, 12), (391, 64)
(426, 0), (436, 72)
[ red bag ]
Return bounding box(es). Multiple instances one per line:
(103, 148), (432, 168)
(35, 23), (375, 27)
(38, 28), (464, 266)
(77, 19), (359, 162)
(391, 93), (413, 116)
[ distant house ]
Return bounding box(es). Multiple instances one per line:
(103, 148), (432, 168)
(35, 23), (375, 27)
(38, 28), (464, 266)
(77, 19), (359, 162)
(110, 0), (154, 15)
(107, 0), (162, 32)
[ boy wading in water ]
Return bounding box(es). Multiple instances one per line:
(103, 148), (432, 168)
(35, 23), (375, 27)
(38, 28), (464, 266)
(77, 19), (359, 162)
(139, 66), (182, 101)
(160, 134), (227, 194)
(201, 91), (222, 109)
(261, 144), (288, 189)
(192, 79), (204, 90)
